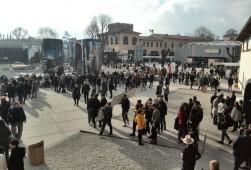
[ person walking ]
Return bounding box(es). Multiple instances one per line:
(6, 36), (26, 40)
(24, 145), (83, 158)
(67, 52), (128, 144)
(0, 120), (11, 164)
(135, 109), (146, 145)
(88, 94), (100, 128)
(108, 80), (114, 99)
(6, 83), (16, 104)
(8, 139), (25, 170)
(31, 80), (39, 98)
(156, 83), (163, 97)
(72, 84), (81, 106)
(82, 81), (90, 104)
(0, 97), (10, 123)
(121, 95), (130, 127)
(233, 129), (251, 170)
(99, 102), (113, 135)
(228, 75), (234, 92)
(217, 109), (233, 145)
(7, 101), (26, 141)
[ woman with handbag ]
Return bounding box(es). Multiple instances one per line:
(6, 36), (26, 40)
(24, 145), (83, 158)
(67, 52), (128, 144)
(135, 109), (146, 145)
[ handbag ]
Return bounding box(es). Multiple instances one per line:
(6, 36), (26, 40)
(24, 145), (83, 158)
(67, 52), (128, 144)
(174, 117), (179, 130)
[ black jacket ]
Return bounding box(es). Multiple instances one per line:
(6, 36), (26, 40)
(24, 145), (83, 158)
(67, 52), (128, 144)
(0, 101), (10, 123)
(7, 107), (26, 124)
(82, 84), (90, 94)
(103, 106), (113, 120)
(100, 98), (107, 107)
(72, 87), (81, 99)
(8, 147), (26, 170)
(121, 98), (130, 112)
(233, 136), (251, 157)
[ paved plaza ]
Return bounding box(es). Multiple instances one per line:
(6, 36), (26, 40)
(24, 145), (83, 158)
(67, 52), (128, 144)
(21, 78), (242, 170)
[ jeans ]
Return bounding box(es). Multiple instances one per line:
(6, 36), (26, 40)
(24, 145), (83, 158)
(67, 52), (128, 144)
(221, 129), (231, 142)
(8, 96), (15, 104)
(84, 93), (89, 103)
(11, 122), (24, 140)
(141, 83), (146, 91)
(164, 94), (168, 102)
(138, 129), (143, 144)
(73, 98), (79, 105)
(122, 110), (129, 124)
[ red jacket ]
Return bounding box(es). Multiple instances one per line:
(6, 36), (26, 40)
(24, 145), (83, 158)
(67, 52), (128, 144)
(177, 110), (188, 128)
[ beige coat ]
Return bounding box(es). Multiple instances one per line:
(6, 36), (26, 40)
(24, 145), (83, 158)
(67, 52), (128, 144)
(231, 107), (242, 122)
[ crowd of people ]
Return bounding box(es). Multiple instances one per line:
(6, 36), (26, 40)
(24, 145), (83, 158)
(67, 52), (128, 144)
(0, 61), (249, 170)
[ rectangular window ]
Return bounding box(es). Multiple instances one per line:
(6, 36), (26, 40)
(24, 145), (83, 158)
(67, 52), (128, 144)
(147, 42), (149, 47)
(143, 42), (145, 47)
(151, 42), (153, 47)
(156, 43), (158, 47)
(171, 42), (174, 48)
(160, 43), (162, 48)
(165, 42), (167, 48)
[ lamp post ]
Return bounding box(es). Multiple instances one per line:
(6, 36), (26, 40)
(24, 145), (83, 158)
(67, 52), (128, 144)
(161, 49), (170, 68)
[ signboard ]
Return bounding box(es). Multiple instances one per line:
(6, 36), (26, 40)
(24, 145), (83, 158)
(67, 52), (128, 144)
(205, 49), (220, 54)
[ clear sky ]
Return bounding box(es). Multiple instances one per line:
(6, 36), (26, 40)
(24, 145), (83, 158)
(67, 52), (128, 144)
(0, 0), (250, 39)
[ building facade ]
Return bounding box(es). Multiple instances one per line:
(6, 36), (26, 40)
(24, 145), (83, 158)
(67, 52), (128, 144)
(104, 23), (195, 62)
(174, 41), (241, 65)
(236, 16), (251, 114)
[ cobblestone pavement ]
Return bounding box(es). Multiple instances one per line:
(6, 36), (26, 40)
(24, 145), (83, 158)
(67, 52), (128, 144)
(21, 76), (242, 170)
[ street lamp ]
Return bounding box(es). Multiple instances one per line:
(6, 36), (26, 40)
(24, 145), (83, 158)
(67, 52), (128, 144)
(161, 49), (170, 68)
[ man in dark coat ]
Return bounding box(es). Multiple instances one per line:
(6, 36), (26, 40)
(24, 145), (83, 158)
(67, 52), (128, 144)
(7, 101), (26, 141)
(88, 94), (100, 128)
(121, 95), (130, 127)
(99, 102), (113, 135)
(82, 82), (90, 104)
(8, 139), (25, 170)
(7, 83), (16, 104)
(108, 80), (114, 99)
(233, 129), (251, 170)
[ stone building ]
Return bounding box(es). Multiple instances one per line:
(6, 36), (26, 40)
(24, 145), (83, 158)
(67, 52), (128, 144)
(236, 16), (251, 114)
(104, 23), (195, 62)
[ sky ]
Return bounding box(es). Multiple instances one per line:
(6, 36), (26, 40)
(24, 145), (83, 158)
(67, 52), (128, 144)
(0, 0), (250, 39)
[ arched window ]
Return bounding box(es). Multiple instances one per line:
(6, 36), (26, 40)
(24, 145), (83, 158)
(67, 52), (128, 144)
(110, 37), (113, 45)
(115, 36), (118, 45)
(106, 37), (109, 45)
(132, 37), (137, 45)
(123, 36), (128, 45)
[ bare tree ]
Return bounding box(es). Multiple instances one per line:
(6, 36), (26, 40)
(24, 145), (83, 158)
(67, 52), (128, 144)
(224, 28), (238, 36)
(62, 31), (71, 42)
(85, 16), (99, 38)
(38, 27), (58, 39)
(12, 27), (28, 40)
(193, 26), (215, 41)
(84, 14), (112, 40)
